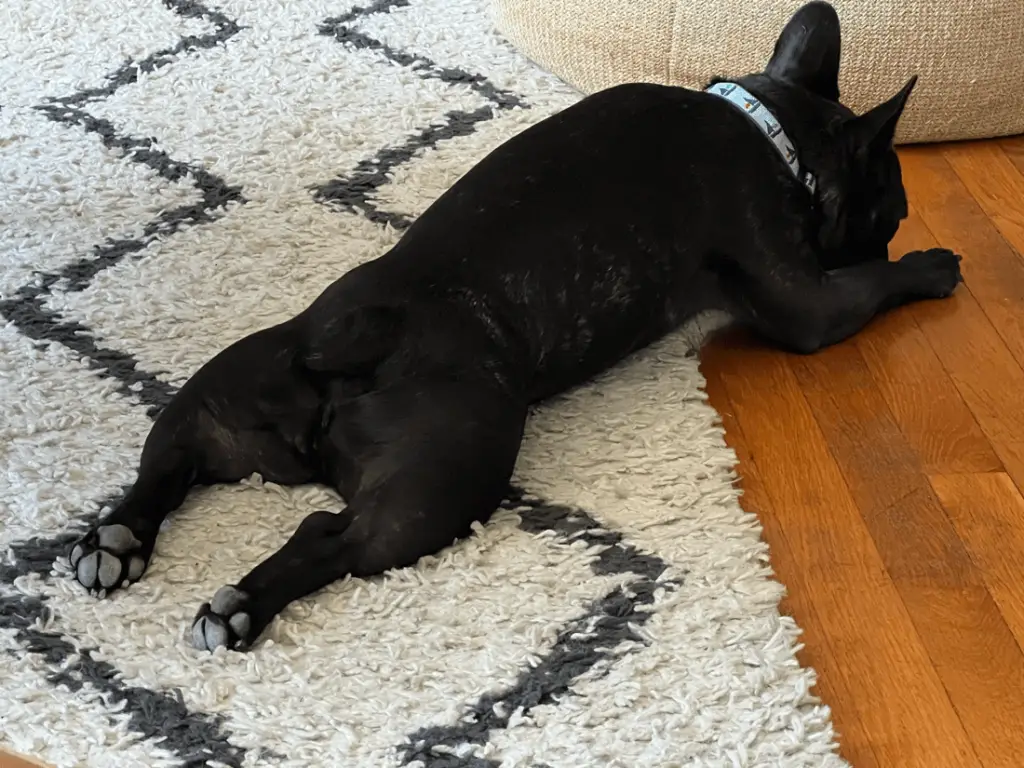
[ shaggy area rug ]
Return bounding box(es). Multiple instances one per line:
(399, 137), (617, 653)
(0, 0), (845, 765)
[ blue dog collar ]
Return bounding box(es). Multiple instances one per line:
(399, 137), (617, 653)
(705, 81), (817, 195)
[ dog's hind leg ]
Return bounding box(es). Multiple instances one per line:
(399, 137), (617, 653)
(68, 326), (323, 596)
(189, 377), (527, 652)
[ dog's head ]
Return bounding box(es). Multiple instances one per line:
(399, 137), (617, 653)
(741, 1), (917, 269)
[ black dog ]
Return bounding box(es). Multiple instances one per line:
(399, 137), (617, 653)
(65, 1), (962, 651)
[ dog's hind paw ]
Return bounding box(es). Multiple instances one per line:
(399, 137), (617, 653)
(69, 524), (148, 596)
(190, 585), (255, 652)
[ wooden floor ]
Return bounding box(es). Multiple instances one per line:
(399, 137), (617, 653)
(701, 136), (1024, 767)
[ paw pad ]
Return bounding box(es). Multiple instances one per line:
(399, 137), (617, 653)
(191, 585), (253, 652)
(68, 524), (147, 595)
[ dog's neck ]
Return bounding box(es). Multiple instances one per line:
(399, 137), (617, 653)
(705, 81), (818, 195)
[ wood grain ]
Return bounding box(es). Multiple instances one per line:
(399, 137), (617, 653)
(852, 285), (1001, 475)
(944, 142), (1024, 265)
(1002, 136), (1024, 177)
(885, 201), (1024, 494)
(930, 473), (1024, 654)
(898, 147), (1024, 369)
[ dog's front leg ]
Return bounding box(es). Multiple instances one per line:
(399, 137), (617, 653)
(719, 246), (963, 354)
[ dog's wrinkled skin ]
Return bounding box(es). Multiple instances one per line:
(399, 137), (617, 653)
(65, 1), (962, 652)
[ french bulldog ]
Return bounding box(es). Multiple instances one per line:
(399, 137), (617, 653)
(65, 0), (962, 651)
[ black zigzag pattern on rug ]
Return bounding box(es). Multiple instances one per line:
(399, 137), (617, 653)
(314, 8), (526, 228)
(53, 0), (243, 108)
(313, 105), (497, 229)
(0, 106), (245, 416)
(0, 3), (253, 765)
(1, 1), (684, 765)
(400, 489), (681, 767)
(0, 0), (246, 416)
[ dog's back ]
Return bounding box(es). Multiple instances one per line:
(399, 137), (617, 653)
(301, 82), (829, 402)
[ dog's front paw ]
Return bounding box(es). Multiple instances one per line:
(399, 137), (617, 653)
(68, 524), (148, 596)
(191, 585), (256, 652)
(898, 248), (964, 299)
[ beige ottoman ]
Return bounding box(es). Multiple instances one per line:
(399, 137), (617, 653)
(492, 0), (1024, 143)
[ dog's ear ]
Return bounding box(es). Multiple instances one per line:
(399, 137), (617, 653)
(844, 76), (918, 153)
(764, 1), (842, 101)
(817, 77), (917, 254)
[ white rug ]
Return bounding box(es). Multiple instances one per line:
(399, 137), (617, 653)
(0, 1), (846, 765)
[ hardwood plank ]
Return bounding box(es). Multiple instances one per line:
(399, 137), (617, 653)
(701, 334), (977, 767)
(944, 142), (1024, 263)
(859, 210), (1001, 476)
(885, 206), (1024, 494)
(930, 473), (1024, 658)
(898, 147), (1024, 369)
(852, 290), (1001, 475)
(789, 345), (973, 582)
(789, 342), (1024, 767)
(701, 344), (879, 768)
(999, 135), (1024, 178)
(0, 749), (54, 768)
(902, 582), (1024, 768)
